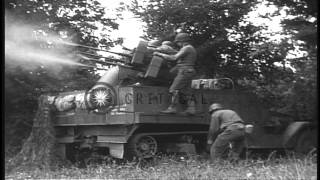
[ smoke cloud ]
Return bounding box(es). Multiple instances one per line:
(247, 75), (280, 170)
(5, 12), (90, 75)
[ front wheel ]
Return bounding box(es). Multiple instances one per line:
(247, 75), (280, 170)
(126, 134), (158, 160)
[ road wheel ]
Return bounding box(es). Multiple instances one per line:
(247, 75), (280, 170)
(294, 129), (317, 154)
(126, 134), (158, 160)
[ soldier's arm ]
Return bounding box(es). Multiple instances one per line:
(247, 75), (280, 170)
(149, 46), (168, 53)
(153, 46), (188, 61)
(147, 47), (158, 52)
(155, 46), (178, 54)
(161, 48), (178, 55)
(207, 113), (220, 144)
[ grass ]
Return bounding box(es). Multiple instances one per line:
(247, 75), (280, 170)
(5, 151), (317, 180)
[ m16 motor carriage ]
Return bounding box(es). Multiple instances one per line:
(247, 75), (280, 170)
(41, 40), (317, 162)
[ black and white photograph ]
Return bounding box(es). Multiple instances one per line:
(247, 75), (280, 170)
(5, 0), (317, 179)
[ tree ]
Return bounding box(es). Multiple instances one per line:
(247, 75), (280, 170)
(5, 0), (120, 156)
(128, 0), (317, 120)
(266, 0), (317, 120)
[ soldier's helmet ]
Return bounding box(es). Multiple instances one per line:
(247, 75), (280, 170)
(148, 40), (162, 47)
(174, 33), (191, 43)
(208, 103), (223, 113)
(162, 41), (173, 46)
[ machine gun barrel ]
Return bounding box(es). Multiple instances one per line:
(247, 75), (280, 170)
(80, 56), (133, 68)
(64, 41), (133, 58)
(83, 65), (109, 71)
(79, 51), (128, 63)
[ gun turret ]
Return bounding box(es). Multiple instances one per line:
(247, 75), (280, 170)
(73, 40), (172, 89)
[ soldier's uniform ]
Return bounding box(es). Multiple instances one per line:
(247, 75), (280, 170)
(168, 44), (196, 93)
(207, 104), (246, 161)
(153, 33), (197, 114)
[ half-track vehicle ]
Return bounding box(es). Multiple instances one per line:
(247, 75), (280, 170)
(46, 41), (317, 162)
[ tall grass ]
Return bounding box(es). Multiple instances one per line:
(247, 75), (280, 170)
(5, 152), (317, 179)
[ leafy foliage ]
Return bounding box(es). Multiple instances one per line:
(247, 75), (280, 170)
(128, 0), (302, 111)
(268, 0), (317, 120)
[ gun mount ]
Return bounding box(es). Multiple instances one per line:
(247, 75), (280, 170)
(38, 40), (316, 163)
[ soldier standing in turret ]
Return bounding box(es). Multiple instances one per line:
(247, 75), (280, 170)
(153, 33), (197, 114)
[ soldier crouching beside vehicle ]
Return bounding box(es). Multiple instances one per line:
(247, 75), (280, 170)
(207, 103), (246, 162)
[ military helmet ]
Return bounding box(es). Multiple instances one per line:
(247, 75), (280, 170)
(174, 33), (191, 42)
(208, 103), (223, 113)
(148, 40), (161, 47)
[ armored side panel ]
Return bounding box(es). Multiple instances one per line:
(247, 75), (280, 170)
(117, 86), (169, 113)
(116, 86), (272, 123)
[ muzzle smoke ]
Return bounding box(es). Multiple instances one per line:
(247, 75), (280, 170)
(5, 13), (91, 73)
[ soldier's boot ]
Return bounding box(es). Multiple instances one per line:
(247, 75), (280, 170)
(136, 72), (145, 78)
(180, 99), (196, 115)
(161, 91), (179, 114)
(161, 104), (177, 114)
